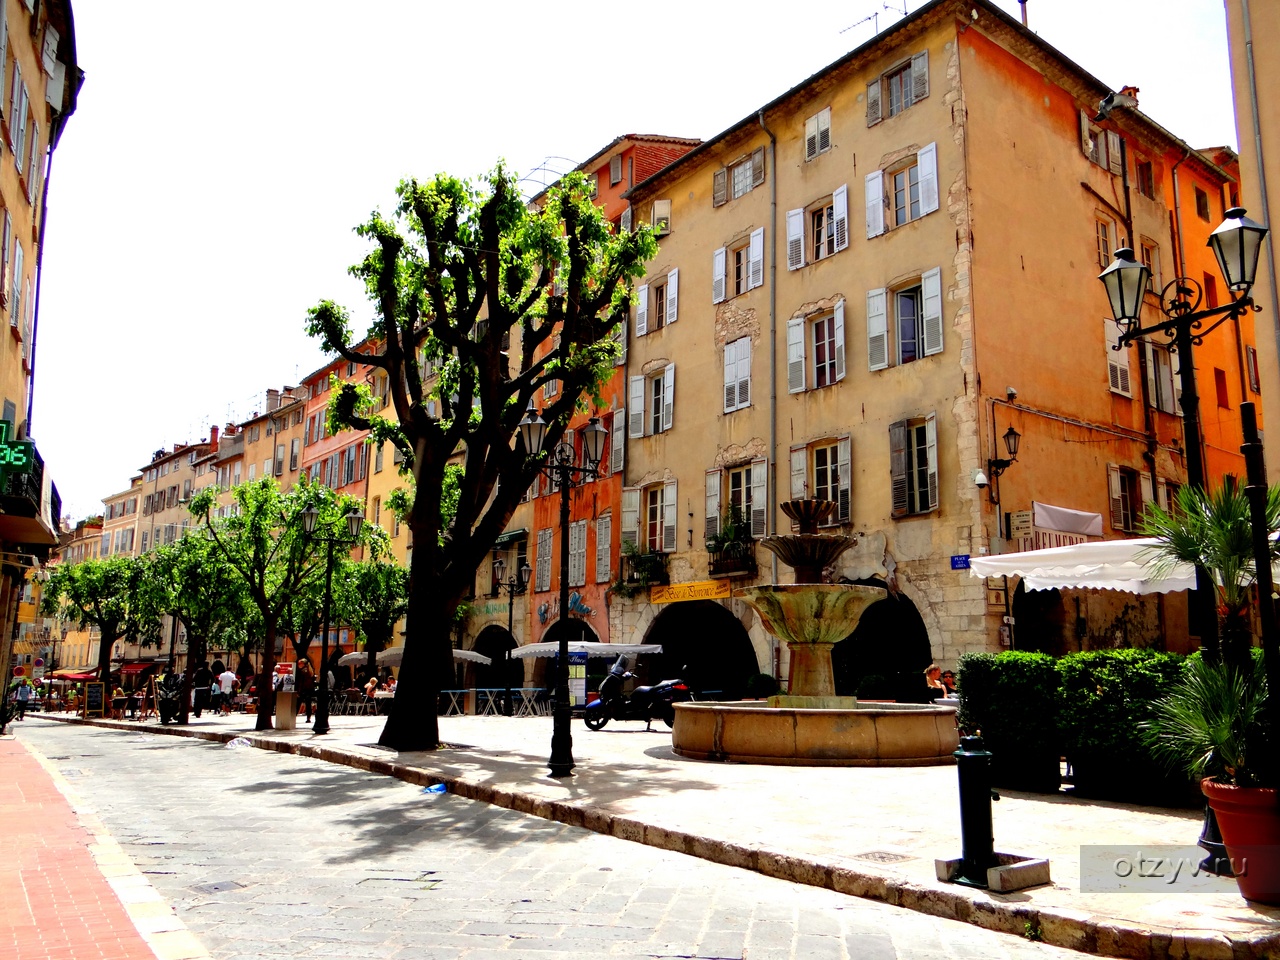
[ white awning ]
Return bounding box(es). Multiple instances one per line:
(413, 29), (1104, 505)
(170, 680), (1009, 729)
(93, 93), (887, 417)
(969, 538), (1194, 595)
(1033, 501), (1103, 537)
(338, 648), (492, 667)
(509, 642), (663, 660)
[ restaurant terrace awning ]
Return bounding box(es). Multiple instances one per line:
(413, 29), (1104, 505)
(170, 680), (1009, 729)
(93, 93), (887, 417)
(509, 642), (663, 659)
(969, 538), (1194, 595)
(338, 648), (492, 667)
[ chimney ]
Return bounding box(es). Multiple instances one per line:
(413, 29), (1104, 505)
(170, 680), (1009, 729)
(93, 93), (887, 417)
(209, 424), (219, 449)
(1119, 85), (1139, 104)
(267, 388), (280, 412)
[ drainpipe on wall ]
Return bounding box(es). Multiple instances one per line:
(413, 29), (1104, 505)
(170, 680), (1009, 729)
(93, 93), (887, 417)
(758, 110), (779, 589)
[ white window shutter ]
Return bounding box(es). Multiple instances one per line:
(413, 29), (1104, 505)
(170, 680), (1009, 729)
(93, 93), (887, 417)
(610, 408), (626, 474)
(865, 171), (885, 238)
(621, 488), (641, 547)
(1156, 479), (1168, 511)
(610, 154), (623, 184)
(925, 415), (939, 510)
(786, 208), (805, 270)
(712, 247), (727, 303)
(1105, 320), (1132, 396)
(918, 142), (939, 215)
(662, 363), (675, 432)
(662, 479), (678, 552)
(790, 445), (807, 499)
(1144, 341), (1158, 409)
(613, 319), (627, 366)
(0, 8), (7, 108)
(750, 458), (768, 537)
(705, 469), (721, 539)
(834, 300), (847, 382)
(736, 337), (751, 408)
(1080, 109), (1092, 159)
(635, 283), (648, 337)
(628, 377), (645, 438)
(832, 184), (849, 252)
(1139, 472), (1154, 520)
(621, 205), (632, 232)
(911, 50), (929, 102)
(1107, 131), (1124, 176)
(666, 268), (679, 324)
(889, 421), (909, 517)
(787, 317), (806, 393)
(748, 228), (764, 289)
(805, 114), (820, 161)
(723, 340), (737, 413)
(818, 107), (831, 152)
(1107, 465), (1124, 529)
(867, 288), (889, 370)
(921, 267), (943, 356)
(867, 78), (882, 126)
(595, 513), (612, 583)
(837, 436), (852, 522)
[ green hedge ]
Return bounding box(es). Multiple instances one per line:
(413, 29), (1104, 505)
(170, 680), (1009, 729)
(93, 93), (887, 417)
(956, 651), (1061, 790)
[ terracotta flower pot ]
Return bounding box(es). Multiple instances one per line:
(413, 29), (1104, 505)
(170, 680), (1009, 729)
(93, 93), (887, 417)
(1201, 779), (1280, 906)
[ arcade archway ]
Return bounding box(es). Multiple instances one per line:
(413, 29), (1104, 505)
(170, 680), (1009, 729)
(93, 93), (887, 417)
(641, 600), (758, 698)
(472, 624), (521, 690)
(534, 618), (600, 689)
(831, 583), (933, 701)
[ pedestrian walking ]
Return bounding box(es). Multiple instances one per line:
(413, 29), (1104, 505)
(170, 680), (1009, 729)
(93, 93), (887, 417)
(217, 665), (238, 715)
(192, 661), (213, 717)
(296, 660), (315, 722)
(14, 679), (31, 720)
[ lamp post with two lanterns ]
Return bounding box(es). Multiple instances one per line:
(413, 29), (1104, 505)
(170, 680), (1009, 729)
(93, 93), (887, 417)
(518, 410), (608, 778)
(491, 555), (531, 717)
(300, 504), (365, 736)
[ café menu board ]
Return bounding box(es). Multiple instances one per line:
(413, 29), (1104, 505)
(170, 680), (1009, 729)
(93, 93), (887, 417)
(84, 682), (106, 717)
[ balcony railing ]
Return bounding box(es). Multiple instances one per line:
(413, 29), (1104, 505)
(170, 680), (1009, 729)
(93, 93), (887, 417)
(623, 550), (669, 587)
(708, 539), (757, 579)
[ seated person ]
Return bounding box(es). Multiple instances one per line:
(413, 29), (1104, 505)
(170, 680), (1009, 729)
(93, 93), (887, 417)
(364, 675), (379, 698)
(940, 670), (957, 697)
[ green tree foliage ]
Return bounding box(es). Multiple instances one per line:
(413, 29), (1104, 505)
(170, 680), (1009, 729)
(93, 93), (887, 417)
(333, 537), (409, 680)
(188, 478), (368, 731)
(305, 165), (655, 750)
(41, 555), (161, 678)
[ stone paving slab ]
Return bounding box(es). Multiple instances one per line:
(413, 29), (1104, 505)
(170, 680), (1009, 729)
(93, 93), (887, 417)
(32, 709), (1280, 959)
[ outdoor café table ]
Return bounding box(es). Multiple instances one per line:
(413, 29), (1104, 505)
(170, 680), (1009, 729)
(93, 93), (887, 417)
(513, 688), (548, 717)
(475, 689), (506, 717)
(374, 690), (394, 715)
(438, 689), (465, 716)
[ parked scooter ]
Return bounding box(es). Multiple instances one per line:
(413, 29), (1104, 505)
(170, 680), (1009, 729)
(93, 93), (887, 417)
(583, 656), (693, 730)
(156, 672), (183, 725)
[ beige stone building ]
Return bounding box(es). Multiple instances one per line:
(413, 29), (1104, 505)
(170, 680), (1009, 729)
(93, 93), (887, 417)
(615, 0), (1257, 698)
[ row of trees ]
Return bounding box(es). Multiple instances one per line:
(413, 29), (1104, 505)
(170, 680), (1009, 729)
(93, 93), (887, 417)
(42, 479), (409, 731)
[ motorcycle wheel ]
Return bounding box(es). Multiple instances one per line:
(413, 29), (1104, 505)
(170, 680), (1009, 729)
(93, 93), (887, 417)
(660, 703), (676, 728)
(584, 710), (609, 731)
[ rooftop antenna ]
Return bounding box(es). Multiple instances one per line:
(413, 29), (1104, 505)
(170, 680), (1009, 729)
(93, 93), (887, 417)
(1019, 0), (1028, 26)
(884, 1), (908, 15)
(839, 11), (878, 35)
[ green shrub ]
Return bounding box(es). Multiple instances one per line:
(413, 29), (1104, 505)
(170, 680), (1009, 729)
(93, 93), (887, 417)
(957, 651), (1061, 790)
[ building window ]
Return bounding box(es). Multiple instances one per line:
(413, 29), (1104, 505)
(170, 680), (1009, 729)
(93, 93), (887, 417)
(1246, 346), (1261, 394)
(867, 269), (943, 370)
(864, 144), (937, 239)
(1136, 159), (1155, 200)
(1079, 111), (1122, 175)
(1107, 464), (1150, 533)
(1195, 185), (1212, 222)
(787, 186), (849, 270)
(1144, 341), (1178, 415)
(1095, 217), (1113, 269)
(569, 519), (587, 588)
(1204, 273), (1219, 308)
(706, 459), (768, 539)
(594, 512), (612, 584)
(374, 441), (384, 474)
(622, 481), (677, 554)
(712, 229), (764, 302)
(634, 269), (678, 336)
(788, 302), (846, 392)
(646, 485), (669, 553)
(628, 364), (675, 437)
(1139, 240), (1161, 293)
(609, 154), (622, 186)
(805, 107), (831, 161)
(712, 147), (765, 206)
(890, 416), (938, 517)
(1104, 320), (1133, 397)
(723, 337), (752, 412)
(789, 439), (851, 524)
(1215, 367), (1230, 408)
(867, 51), (928, 125)
(533, 528), (553, 592)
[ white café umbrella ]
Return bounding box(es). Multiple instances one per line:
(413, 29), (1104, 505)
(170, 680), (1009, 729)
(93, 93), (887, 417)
(338, 648), (492, 667)
(509, 642), (662, 659)
(968, 538), (1195, 595)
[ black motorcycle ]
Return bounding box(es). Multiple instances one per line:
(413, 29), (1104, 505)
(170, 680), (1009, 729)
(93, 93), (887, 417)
(583, 656), (693, 730)
(156, 674), (183, 724)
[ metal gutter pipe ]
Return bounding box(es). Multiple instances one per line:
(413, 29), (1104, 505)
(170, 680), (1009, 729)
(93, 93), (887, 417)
(758, 109), (779, 587)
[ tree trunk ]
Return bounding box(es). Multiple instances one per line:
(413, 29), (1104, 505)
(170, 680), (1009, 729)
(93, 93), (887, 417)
(377, 540), (453, 751)
(256, 617), (277, 732)
(96, 623), (118, 680)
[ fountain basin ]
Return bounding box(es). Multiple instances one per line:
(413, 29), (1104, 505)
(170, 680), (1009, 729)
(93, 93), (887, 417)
(671, 700), (959, 767)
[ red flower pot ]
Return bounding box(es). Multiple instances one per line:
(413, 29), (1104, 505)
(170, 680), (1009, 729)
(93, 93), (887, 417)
(1201, 779), (1280, 906)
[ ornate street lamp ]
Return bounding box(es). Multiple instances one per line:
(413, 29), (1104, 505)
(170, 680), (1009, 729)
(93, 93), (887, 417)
(301, 503), (365, 736)
(519, 411), (606, 777)
(985, 425), (1021, 507)
(492, 555), (532, 716)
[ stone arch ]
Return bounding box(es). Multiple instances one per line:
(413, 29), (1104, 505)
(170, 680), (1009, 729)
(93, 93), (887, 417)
(471, 624), (521, 691)
(640, 600), (759, 698)
(831, 579), (935, 701)
(530, 618), (600, 689)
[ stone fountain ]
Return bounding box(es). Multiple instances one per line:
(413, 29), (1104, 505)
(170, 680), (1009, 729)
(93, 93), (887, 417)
(671, 498), (959, 766)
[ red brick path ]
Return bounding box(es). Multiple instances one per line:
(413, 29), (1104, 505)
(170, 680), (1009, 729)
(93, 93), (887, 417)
(0, 737), (156, 960)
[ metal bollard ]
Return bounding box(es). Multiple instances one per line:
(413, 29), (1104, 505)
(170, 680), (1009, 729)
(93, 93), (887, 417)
(952, 734), (998, 888)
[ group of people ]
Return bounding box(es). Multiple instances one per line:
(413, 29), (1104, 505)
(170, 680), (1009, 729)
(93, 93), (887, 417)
(924, 664), (958, 698)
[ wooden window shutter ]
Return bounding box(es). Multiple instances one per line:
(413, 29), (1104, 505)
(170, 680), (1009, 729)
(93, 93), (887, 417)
(712, 169), (727, 207)
(925, 416), (939, 510)
(662, 363), (675, 432)
(789, 445), (808, 500)
(832, 184), (849, 252)
(867, 289), (889, 371)
(805, 113), (820, 161)
(751, 146), (765, 188)
(1144, 341), (1158, 409)
(666, 268), (679, 324)
(1079, 109), (1093, 160)
(620, 204), (632, 232)
(837, 436), (852, 522)
(918, 142), (939, 215)
(750, 458), (768, 537)
(736, 337), (751, 408)
(911, 50), (929, 103)
(612, 319), (626, 366)
(635, 283), (648, 337)
(1105, 320), (1132, 396)
(621, 488), (640, 547)
(712, 247), (727, 303)
(595, 513), (612, 583)
(786, 208), (805, 270)
(705, 469), (721, 539)
(818, 107), (831, 152)
(748, 228), (765, 289)
(1107, 465), (1124, 529)
(610, 408), (625, 474)
(0, 7), (7, 107)
(787, 317), (806, 393)
(1107, 131), (1124, 176)
(889, 420), (909, 517)
(866, 78), (882, 126)
(1247, 346), (1261, 392)
(609, 155), (622, 185)
(1156, 479), (1168, 511)
(1139, 472), (1154, 521)
(864, 171), (885, 238)
(629, 377), (645, 438)
(662, 479), (678, 552)
(723, 340), (738, 413)
(921, 267), (944, 356)
(833, 300), (847, 382)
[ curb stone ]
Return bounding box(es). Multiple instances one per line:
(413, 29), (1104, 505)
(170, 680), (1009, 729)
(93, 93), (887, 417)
(34, 714), (1280, 960)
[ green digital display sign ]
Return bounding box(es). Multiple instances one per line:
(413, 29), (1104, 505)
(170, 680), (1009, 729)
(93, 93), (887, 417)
(0, 420), (34, 477)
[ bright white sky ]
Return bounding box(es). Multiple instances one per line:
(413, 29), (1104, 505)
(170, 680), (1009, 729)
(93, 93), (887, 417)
(37, 0), (1235, 522)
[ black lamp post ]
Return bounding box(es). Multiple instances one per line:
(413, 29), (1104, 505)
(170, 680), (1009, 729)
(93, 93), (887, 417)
(518, 411), (607, 778)
(1098, 207), (1270, 656)
(301, 504), (365, 736)
(985, 425), (1021, 507)
(492, 555), (532, 717)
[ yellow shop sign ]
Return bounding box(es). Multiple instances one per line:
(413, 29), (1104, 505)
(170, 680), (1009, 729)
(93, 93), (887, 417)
(649, 580), (732, 604)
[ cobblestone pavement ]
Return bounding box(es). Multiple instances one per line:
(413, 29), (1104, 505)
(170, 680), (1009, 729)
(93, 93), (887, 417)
(19, 723), (1083, 960)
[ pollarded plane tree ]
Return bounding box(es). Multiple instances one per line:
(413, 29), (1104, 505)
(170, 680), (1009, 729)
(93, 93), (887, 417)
(306, 166), (654, 751)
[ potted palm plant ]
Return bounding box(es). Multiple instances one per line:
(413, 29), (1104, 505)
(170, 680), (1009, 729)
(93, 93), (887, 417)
(1143, 482), (1280, 905)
